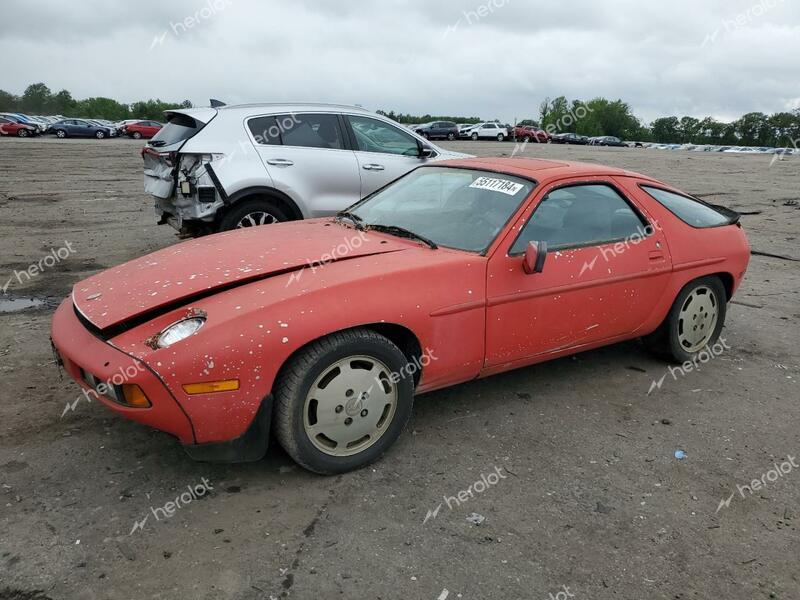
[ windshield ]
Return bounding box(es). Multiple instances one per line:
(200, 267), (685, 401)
(351, 167), (535, 253)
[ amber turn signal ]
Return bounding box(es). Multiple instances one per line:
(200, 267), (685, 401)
(122, 384), (152, 408)
(182, 379), (240, 395)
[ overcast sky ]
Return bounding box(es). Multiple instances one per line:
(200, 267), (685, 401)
(3, 0), (799, 123)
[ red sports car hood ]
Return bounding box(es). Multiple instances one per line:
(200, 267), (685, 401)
(73, 220), (408, 330)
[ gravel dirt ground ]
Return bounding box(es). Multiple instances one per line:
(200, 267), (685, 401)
(0, 137), (798, 600)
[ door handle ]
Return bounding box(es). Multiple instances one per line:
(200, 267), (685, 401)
(362, 163), (385, 171)
(648, 250), (665, 261)
(266, 158), (294, 166)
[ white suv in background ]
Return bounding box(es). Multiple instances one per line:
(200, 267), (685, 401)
(461, 122), (509, 141)
(142, 103), (471, 235)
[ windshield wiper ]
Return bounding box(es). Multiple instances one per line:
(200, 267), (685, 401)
(334, 211), (365, 230)
(148, 140), (167, 147)
(366, 224), (438, 249)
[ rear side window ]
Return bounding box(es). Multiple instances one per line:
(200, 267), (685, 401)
(248, 114), (345, 150)
(150, 113), (207, 147)
(641, 186), (730, 228)
(248, 116), (282, 145)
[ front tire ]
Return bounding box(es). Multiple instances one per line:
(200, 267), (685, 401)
(95, 130), (105, 139)
(643, 276), (727, 363)
(274, 329), (415, 474)
(497, 133), (505, 142)
(471, 132), (478, 141)
(217, 198), (289, 231)
(132, 131), (142, 139)
(17, 128), (29, 138)
(55, 129), (67, 138)
(447, 132), (455, 140)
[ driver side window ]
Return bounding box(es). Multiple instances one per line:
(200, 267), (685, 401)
(510, 184), (649, 254)
(347, 115), (419, 156)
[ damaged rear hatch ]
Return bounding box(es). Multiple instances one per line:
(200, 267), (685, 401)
(143, 108), (217, 199)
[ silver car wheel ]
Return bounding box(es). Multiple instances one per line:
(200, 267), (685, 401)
(236, 211), (279, 228)
(677, 285), (719, 353)
(303, 355), (398, 457)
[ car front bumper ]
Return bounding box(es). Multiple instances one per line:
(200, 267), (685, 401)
(51, 297), (195, 444)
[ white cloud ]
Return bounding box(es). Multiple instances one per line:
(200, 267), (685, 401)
(2, 0), (799, 123)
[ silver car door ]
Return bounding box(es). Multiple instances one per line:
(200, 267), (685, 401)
(345, 114), (429, 197)
(247, 113), (361, 217)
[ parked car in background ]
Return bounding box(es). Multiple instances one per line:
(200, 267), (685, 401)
(142, 103), (471, 235)
(413, 121), (459, 141)
(0, 113), (47, 133)
(49, 118), (114, 139)
(511, 126), (549, 143)
(53, 157), (750, 473)
(0, 116), (38, 137)
(551, 133), (588, 145)
(123, 120), (163, 139)
(594, 136), (627, 147)
(465, 122), (508, 141)
(86, 120), (118, 137)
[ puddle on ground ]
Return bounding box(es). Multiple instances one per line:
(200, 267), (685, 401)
(0, 296), (55, 314)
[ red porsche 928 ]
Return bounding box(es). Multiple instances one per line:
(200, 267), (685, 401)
(51, 158), (750, 473)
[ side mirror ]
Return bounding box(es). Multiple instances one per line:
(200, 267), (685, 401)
(419, 144), (434, 159)
(523, 240), (547, 274)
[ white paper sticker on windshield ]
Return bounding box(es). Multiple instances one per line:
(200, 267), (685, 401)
(469, 176), (524, 196)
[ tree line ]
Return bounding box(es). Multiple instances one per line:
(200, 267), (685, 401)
(0, 83), (192, 122)
(383, 96), (800, 147)
(4, 83), (799, 146)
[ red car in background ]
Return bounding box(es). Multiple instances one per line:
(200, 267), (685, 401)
(0, 116), (37, 137)
(51, 158), (749, 474)
(511, 126), (549, 143)
(122, 120), (163, 139)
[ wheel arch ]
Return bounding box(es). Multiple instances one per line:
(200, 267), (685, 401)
(220, 186), (304, 222)
(711, 271), (735, 300)
(273, 322), (425, 392)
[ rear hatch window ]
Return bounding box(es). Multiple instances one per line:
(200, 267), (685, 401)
(148, 113), (208, 149)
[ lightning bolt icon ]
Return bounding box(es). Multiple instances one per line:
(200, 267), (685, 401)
(579, 256), (599, 277)
(511, 140), (528, 158)
(701, 27), (720, 48)
(423, 503), (443, 525)
(60, 397), (82, 418)
(129, 515), (149, 535)
(442, 18), (462, 39)
(149, 30), (168, 51)
(716, 492), (735, 513)
(647, 374), (667, 395)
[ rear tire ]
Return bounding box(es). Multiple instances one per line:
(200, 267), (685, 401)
(273, 329), (415, 474)
(217, 198), (290, 232)
(643, 276), (727, 363)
